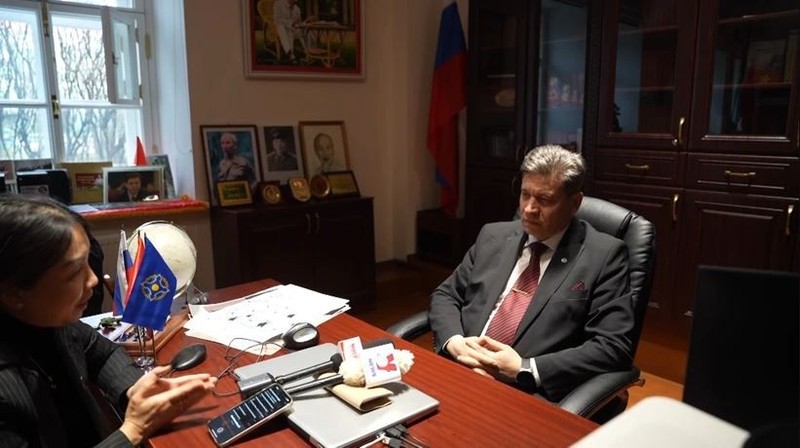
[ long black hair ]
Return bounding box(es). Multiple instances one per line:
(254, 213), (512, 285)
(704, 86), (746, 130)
(0, 195), (83, 291)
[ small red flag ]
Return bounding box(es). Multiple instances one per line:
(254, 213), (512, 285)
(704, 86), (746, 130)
(134, 137), (148, 166)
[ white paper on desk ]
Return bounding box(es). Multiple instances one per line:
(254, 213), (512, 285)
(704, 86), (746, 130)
(183, 284), (350, 354)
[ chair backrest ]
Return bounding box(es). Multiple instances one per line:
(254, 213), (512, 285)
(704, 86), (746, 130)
(683, 266), (799, 431)
(575, 196), (656, 353)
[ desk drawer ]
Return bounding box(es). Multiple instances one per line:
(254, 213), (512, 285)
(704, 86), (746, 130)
(594, 148), (684, 186)
(686, 153), (799, 196)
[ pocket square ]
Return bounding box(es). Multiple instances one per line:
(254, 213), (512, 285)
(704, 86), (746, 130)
(570, 281), (585, 292)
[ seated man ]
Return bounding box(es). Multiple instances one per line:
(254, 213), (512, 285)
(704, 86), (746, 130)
(429, 144), (635, 402)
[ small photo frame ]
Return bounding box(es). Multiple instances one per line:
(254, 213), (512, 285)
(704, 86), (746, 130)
(148, 154), (176, 199)
(201, 125), (262, 206)
(262, 125), (304, 184)
(216, 180), (254, 207)
(326, 170), (360, 197)
(103, 166), (165, 204)
(299, 121), (350, 177)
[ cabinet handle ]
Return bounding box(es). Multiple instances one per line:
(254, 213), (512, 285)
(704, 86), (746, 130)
(672, 193), (680, 223)
(624, 163), (650, 172)
(684, 310), (693, 318)
(314, 212), (320, 234)
(787, 204), (795, 237)
(672, 116), (686, 147)
(724, 170), (756, 179)
(647, 302), (661, 309)
(305, 213), (312, 234)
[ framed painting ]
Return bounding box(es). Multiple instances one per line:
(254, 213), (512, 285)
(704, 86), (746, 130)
(242, 0), (365, 80)
(200, 125), (262, 206)
(261, 125), (304, 183)
(102, 166), (165, 204)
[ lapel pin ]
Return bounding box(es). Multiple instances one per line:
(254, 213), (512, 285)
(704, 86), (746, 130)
(561, 258), (568, 263)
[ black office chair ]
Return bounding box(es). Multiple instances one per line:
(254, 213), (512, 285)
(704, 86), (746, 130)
(387, 196), (656, 423)
(683, 266), (799, 445)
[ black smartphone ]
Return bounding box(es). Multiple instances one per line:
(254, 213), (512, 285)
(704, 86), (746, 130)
(207, 382), (293, 447)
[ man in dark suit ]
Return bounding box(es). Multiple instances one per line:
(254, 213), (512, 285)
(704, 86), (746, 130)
(429, 145), (634, 401)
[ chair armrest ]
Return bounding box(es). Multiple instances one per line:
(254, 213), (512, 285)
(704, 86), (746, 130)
(558, 367), (644, 418)
(386, 311), (431, 341)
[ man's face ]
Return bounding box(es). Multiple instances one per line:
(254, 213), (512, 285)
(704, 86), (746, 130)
(519, 172), (582, 240)
(126, 177), (141, 196)
(272, 137), (287, 155)
(221, 135), (237, 156)
(315, 135), (334, 162)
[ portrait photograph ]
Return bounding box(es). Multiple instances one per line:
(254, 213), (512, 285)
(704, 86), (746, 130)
(242, 0), (365, 80)
(299, 120), (350, 177)
(200, 125), (262, 206)
(102, 166), (165, 204)
(148, 154), (176, 199)
(262, 125), (305, 183)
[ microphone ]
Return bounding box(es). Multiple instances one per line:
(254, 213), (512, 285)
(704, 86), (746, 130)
(238, 354), (343, 398)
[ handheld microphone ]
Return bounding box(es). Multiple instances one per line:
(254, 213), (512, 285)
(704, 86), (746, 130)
(238, 353), (343, 398)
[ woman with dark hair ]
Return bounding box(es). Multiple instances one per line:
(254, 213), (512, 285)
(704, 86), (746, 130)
(0, 195), (216, 447)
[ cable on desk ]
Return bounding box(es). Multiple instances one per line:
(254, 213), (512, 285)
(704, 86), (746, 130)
(212, 336), (283, 397)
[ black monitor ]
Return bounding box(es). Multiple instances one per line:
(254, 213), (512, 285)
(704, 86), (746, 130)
(16, 169), (72, 204)
(684, 265), (799, 432)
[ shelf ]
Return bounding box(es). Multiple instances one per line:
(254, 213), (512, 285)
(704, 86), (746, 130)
(615, 85), (676, 93)
(712, 82), (792, 90)
(618, 25), (678, 37)
(718, 9), (799, 26)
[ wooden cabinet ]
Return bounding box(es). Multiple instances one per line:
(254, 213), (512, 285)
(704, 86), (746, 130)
(589, 0), (800, 339)
(210, 198), (376, 311)
(465, 0), (590, 240)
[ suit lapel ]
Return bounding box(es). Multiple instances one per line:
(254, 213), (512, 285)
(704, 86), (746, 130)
(513, 219), (586, 345)
(474, 228), (527, 333)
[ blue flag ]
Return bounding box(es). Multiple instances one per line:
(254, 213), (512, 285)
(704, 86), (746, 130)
(122, 235), (176, 331)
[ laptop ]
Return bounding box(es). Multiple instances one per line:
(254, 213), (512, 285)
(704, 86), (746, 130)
(234, 343), (440, 448)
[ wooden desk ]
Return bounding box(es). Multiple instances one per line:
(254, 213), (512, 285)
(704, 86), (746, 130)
(148, 280), (597, 447)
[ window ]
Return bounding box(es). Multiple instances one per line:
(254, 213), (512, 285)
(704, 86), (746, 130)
(0, 0), (152, 176)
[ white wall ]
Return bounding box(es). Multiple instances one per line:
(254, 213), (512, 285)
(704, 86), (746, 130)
(180, 0), (467, 263)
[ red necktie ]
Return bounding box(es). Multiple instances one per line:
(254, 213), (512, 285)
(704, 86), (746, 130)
(485, 242), (548, 345)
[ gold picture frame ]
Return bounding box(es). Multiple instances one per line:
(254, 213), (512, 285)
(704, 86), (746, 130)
(216, 180), (254, 207)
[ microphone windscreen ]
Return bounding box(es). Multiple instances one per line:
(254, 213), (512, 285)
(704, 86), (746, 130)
(330, 353), (343, 370)
(363, 338), (394, 349)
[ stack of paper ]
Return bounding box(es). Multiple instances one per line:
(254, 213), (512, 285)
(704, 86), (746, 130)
(183, 284), (350, 355)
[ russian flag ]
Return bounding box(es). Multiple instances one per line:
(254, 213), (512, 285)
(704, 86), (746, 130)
(427, 1), (467, 217)
(112, 231), (131, 315)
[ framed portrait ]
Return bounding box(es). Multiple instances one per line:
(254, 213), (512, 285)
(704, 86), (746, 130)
(299, 121), (350, 178)
(242, 0), (365, 80)
(261, 125), (304, 183)
(148, 155), (176, 199)
(102, 166), (165, 204)
(217, 180), (254, 207)
(200, 125), (262, 206)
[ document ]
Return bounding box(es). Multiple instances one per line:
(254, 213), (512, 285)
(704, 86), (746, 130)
(183, 284), (350, 354)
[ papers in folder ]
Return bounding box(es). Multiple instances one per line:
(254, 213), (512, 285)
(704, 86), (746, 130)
(183, 284), (350, 354)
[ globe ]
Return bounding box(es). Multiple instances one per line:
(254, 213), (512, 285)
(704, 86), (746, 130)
(126, 221), (197, 298)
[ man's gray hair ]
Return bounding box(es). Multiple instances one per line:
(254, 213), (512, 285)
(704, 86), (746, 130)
(520, 145), (586, 196)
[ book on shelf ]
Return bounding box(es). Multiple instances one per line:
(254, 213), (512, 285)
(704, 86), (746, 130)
(743, 39), (786, 84)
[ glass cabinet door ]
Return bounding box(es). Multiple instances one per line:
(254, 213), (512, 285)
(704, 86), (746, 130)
(536, 0), (587, 152)
(466, 0), (529, 168)
(597, 0), (697, 149)
(690, 0), (799, 154)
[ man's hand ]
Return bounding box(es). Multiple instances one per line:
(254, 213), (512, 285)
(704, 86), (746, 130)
(445, 335), (488, 369)
(462, 336), (523, 382)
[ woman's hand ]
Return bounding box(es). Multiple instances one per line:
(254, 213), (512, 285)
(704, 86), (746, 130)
(119, 365), (217, 445)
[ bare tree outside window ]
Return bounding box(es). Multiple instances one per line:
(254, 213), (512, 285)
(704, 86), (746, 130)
(0, 1), (149, 170)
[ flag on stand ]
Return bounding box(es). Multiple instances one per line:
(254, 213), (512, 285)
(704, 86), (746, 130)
(134, 137), (148, 166)
(112, 230), (131, 315)
(121, 234), (176, 331)
(427, 1), (467, 217)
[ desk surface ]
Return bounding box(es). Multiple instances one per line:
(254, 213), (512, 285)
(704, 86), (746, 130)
(148, 280), (597, 447)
